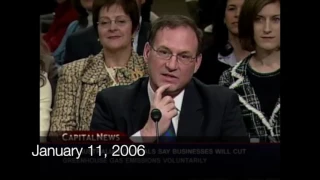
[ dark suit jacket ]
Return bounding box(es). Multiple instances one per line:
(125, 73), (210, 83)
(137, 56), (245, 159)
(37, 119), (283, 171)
(194, 45), (231, 85)
(64, 22), (151, 64)
(91, 77), (248, 142)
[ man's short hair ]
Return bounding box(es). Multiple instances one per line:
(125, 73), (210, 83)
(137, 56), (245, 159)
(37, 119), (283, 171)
(148, 15), (203, 55)
(238, 0), (280, 51)
(92, 0), (140, 35)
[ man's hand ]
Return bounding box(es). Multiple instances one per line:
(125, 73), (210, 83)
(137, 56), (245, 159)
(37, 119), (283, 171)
(141, 84), (178, 142)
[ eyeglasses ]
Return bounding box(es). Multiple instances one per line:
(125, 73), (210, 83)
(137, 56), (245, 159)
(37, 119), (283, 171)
(149, 44), (197, 65)
(97, 18), (131, 28)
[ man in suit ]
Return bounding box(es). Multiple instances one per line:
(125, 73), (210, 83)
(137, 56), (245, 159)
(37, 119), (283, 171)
(63, 0), (151, 64)
(90, 15), (248, 143)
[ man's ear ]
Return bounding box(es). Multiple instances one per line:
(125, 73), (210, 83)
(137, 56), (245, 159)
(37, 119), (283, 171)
(194, 53), (202, 74)
(143, 42), (151, 63)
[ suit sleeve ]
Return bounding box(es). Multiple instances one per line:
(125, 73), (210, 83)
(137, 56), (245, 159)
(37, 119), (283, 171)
(49, 66), (78, 133)
(90, 90), (116, 131)
(221, 91), (249, 142)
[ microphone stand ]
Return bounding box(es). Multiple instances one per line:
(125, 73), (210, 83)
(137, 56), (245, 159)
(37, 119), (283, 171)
(151, 109), (162, 144)
(155, 121), (159, 143)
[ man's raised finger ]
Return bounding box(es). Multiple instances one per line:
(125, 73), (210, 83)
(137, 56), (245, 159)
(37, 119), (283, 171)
(154, 84), (171, 103)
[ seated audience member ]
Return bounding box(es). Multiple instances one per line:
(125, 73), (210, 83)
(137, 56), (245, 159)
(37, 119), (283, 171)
(63, 0), (152, 64)
(53, 0), (94, 65)
(40, 35), (59, 100)
(91, 15), (248, 143)
(40, 38), (53, 140)
(195, 0), (249, 85)
(219, 0), (280, 143)
(50, 0), (148, 132)
(42, 0), (78, 52)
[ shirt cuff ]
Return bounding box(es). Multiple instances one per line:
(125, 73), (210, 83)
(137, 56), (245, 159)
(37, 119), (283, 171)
(129, 131), (144, 143)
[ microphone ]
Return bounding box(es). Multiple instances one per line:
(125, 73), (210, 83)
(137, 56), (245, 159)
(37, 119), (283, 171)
(150, 108), (162, 143)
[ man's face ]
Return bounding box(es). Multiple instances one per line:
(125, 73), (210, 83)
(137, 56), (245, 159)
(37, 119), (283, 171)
(143, 26), (202, 95)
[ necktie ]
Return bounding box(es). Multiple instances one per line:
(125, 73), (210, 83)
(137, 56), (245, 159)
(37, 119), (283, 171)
(159, 121), (176, 142)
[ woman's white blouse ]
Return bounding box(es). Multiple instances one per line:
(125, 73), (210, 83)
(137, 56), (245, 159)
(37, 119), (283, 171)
(40, 73), (52, 139)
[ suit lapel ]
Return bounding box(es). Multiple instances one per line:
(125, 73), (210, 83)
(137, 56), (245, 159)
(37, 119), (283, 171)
(130, 78), (150, 134)
(137, 22), (150, 55)
(177, 80), (204, 137)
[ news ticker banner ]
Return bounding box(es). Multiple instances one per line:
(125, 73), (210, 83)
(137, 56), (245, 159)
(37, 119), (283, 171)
(37, 143), (280, 176)
(37, 131), (280, 176)
(45, 131), (250, 143)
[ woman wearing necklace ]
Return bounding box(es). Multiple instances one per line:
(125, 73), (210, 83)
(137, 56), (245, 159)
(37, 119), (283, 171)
(195, 0), (250, 85)
(50, 0), (148, 133)
(219, 0), (280, 143)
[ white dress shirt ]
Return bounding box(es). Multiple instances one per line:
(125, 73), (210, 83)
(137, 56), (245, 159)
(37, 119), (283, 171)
(130, 81), (185, 143)
(218, 52), (238, 67)
(218, 51), (256, 66)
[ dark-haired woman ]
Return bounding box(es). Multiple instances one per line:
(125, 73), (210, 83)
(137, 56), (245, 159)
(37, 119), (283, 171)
(195, 0), (250, 84)
(219, 0), (280, 143)
(50, 0), (148, 133)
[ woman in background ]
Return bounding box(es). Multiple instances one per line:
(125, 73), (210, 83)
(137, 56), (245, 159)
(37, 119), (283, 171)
(42, 0), (78, 52)
(195, 0), (249, 84)
(40, 37), (53, 140)
(219, 0), (280, 143)
(40, 33), (59, 103)
(53, 0), (94, 65)
(50, 0), (148, 133)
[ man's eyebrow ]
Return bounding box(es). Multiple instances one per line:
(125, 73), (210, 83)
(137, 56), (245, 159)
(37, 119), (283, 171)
(178, 51), (193, 55)
(156, 46), (171, 50)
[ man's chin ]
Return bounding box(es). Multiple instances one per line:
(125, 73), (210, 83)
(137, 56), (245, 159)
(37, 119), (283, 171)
(163, 86), (182, 97)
